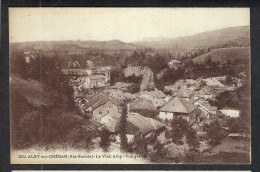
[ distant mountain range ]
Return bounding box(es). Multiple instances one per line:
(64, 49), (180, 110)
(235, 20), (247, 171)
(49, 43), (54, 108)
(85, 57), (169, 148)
(10, 25), (249, 52)
(135, 25), (250, 49)
(10, 40), (138, 52)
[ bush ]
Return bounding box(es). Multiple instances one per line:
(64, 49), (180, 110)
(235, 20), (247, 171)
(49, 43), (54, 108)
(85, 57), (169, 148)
(133, 137), (148, 157)
(149, 141), (167, 162)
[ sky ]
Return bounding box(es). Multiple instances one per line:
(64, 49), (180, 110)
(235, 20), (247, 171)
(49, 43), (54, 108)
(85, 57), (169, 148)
(9, 8), (250, 43)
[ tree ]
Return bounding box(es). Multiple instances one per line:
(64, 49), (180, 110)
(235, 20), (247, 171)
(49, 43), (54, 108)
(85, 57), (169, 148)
(163, 68), (185, 85)
(225, 75), (233, 86)
(227, 59), (231, 67)
(184, 68), (194, 79)
(186, 127), (200, 151)
(148, 54), (168, 73)
(171, 117), (189, 145)
(100, 129), (111, 152)
(199, 80), (207, 87)
(110, 68), (124, 85)
(205, 55), (212, 65)
(119, 105), (128, 151)
(213, 91), (239, 109)
(204, 120), (223, 146)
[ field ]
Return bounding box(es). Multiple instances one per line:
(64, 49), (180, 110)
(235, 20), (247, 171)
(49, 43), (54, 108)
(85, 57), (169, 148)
(192, 47), (250, 64)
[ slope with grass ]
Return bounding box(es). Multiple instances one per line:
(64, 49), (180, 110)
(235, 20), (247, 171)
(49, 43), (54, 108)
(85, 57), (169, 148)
(10, 74), (96, 150)
(192, 47), (250, 64)
(10, 74), (56, 107)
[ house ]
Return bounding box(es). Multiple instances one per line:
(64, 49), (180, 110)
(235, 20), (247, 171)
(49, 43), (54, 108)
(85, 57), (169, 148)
(220, 108), (240, 118)
(168, 59), (181, 66)
(96, 67), (111, 84)
(201, 88), (213, 99)
(103, 88), (124, 100)
(73, 89), (88, 99)
(168, 60), (182, 69)
(150, 90), (166, 99)
(108, 82), (134, 91)
(84, 75), (107, 89)
(194, 99), (217, 118)
(159, 96), (200, 123)
(84, 93), (122, 124)
(99, 113), (166, 142)
(122, 93), (135, 100)
(68, 60), (80, 68)
(127, 114), (166, 138)
(24, 50), (36, 63)
(128, 98), (157, 112)
(86, 60), (94, 68)
(62, 69), (92, 75)
(164, 85), (180, 96)
(203, 78), (224, 87)
(193, 88), (213, 100)
(135, 91), (151, 100)
(177, 88), (194, 101)
(135, 91), (168, 108)
(188, 85), (199, 91)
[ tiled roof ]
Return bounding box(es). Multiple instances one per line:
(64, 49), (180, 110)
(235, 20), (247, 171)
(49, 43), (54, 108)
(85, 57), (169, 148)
(150, 90), (166, 98)
(159, 96), (197, 113)
(100, 113), (165, 135)
(177, 88), (193, 98)
(127, 114), (165, 135)
(88, 75), (106, 80)
(85, 93), (122, 110)
(201, 88), (212, 95)
(201, 102), (217, 111)
(196, 99), (217, 111)
(165, 85), (179, 92)
(129, 98), (156, 111)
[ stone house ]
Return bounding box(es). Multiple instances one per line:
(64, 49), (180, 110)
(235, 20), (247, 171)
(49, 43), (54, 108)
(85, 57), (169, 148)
(84, 93), (122, 124)
(159, 96), (201, 123)
(84, 75), (107, 89)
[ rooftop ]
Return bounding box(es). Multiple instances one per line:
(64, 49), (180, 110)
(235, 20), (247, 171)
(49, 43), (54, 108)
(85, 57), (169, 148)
(129, 98), (156, 111)
(84, 93), (122, 110)
(87, 75), (106, 80)
(100, 113), (165, 135)
(150, 90), (166, 98)
(128, 114), (165, 135)
(160, 96), (197, 113)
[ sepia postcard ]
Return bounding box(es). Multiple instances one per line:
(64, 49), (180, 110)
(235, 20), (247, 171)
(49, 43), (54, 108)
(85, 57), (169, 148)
(9, 8), (251, 164)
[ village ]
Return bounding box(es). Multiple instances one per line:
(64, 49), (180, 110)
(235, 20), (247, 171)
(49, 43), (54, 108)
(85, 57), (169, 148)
(51, 53), (249, 161)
